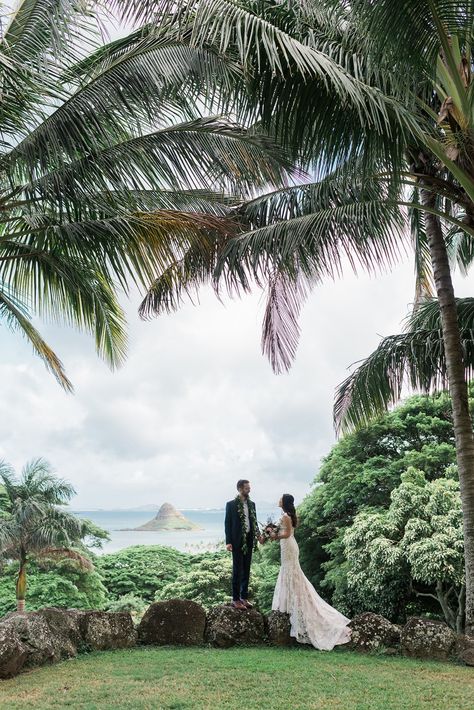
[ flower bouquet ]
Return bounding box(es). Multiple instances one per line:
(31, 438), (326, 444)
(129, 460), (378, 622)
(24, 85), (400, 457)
(259, 516), (280, 542)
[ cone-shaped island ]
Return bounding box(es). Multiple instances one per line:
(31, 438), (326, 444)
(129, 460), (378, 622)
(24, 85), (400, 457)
(127, 503), (202, 531)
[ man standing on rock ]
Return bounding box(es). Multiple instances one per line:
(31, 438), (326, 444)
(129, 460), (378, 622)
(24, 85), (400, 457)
(225, 479), (262, 610)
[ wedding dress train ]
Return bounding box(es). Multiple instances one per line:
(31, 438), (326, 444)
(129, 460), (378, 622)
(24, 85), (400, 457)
(272, 513), (352, 651)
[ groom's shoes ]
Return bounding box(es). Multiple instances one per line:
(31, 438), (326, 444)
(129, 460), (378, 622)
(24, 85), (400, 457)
(231, 600), (247, 610)
(240, 599), (253, 609)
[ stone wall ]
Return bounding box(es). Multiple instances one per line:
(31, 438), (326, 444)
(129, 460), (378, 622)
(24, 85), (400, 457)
(1, 602), (473, 679)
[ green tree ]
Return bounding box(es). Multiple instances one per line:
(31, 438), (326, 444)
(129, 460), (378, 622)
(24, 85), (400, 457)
(0, 0), (288, 388)
(0, 458), (105, 611)
(95, 545), (191, 602)
(297, 392), (459, 610)
(343, 467), (465, 631)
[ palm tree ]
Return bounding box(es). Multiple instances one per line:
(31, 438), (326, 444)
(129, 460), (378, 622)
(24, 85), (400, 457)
(0, 1), (290, 389)
(110, 0), (474, 632)
(0, 458), (103, 612)
(334, 297), (474, 433)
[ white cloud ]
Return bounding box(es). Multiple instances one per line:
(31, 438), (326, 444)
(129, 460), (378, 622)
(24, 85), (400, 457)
(1, 258), (470, 509)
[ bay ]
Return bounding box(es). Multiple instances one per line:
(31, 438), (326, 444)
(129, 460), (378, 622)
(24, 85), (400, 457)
(72, 507), (280, 554)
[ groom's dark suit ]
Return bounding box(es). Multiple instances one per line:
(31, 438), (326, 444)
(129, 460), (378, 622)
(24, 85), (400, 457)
(225, 497), (257, 602)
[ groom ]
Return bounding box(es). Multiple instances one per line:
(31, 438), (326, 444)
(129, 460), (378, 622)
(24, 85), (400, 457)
(225, 479), (262, 610)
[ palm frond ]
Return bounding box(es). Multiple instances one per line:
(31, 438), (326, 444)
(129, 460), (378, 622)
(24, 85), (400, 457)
(0, 0), (101, 134)
(1, 242), (129, 370)
(139, 230), (227, 319)
(261, 270), (310, 375)
(446, 223), (474, 275)
(334, 297), (474, 434)
(0, 462), (16, 507)
(17, 117), (291, 208)
(347, 0), (474, 73)
(20, 458), (76, 504)
(140, 166), (409, 372)
(173, 1), (421, 159)
(5, 35), (243, 167)
(217, 196), (407, 295)
(0, 285), (72, 390)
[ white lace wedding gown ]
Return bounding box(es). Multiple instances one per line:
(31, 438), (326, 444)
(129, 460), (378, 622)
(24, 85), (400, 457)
(272, 513), (352, 651)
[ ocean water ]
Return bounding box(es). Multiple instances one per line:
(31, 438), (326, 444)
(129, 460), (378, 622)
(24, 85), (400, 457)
(72, 507), (280, 555)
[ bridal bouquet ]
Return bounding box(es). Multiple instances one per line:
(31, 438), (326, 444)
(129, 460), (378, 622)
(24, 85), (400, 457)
(259, 517), (280, 542)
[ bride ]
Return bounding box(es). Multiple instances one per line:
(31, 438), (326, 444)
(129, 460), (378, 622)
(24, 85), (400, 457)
(267, 493), (351, 651)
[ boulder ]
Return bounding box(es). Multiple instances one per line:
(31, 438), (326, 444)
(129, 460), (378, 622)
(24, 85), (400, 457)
(80, 611), (137, 651)
(266, 611), (296, 647)
(205, 605), (266, 648)
(0, 624), (29, 678)
(35, 608), (83, 659)
(1, 612), (55, 667)
(138, 599), (206, 646)
(401, 617), (456, 661)
(348, 612), (400, 652)
(455, 634), (474, 666)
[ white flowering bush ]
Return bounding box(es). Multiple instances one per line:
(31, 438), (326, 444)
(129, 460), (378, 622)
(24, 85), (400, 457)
(343, 467), (465, 631)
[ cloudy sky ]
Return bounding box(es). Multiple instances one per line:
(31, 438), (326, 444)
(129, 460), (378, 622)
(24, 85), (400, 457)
(1, 257), (472, 510)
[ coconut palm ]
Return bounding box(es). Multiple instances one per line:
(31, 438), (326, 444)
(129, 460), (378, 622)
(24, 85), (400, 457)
(0, 458), (103, 612)
(109, 0), (474, 632)
(334, 297), (474, 433)
(0, 0), (290, 389)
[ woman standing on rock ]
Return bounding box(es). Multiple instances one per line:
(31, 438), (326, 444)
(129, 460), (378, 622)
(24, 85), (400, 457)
(268, 493), (352, 651)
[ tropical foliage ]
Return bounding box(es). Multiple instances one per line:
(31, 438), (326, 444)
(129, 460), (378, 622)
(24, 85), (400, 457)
(155, 551), (234, 608)
(0, 0), (288, 388)
(335, 297), (474, 431)
(0, 556), (107, 617)
(94, 545), (195, 603)
(342, 468), (465, 631)
(297, 391), (462, 624)
(0, 458), (106, 611)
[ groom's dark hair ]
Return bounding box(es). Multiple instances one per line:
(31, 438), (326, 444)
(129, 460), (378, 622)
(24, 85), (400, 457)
(236, 479), (249, 491)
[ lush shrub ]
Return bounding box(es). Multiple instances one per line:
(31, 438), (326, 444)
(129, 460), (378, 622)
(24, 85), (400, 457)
(340, 467), (464, 628)
(252, 546), (280, 613)
(95, 545), (196, 602)
(106, 593), (148, 622)
(297, 391), (465, 623)
(0, 557), (107, 617)
(156, 551), (233, 608)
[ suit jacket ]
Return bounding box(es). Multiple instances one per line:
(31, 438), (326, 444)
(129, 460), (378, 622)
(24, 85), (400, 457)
(225, 497), (257, 549)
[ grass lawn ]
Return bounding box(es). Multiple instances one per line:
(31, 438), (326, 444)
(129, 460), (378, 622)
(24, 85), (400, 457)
(1, 646), (473, 710)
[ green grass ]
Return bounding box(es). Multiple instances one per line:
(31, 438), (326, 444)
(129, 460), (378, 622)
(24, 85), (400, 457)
(1, 646), (473, 710)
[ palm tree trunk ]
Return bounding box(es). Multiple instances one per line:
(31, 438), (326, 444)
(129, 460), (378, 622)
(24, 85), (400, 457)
(16, 553), (26, 613)
(420, 179), (474, 634)
(457, 585), (466, 634)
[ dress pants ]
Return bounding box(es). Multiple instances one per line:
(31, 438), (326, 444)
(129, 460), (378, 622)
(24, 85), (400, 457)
(232, 531), (253, 601)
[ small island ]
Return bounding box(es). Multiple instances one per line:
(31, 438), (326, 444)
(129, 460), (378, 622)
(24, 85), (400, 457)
(121, 503), (203, 531)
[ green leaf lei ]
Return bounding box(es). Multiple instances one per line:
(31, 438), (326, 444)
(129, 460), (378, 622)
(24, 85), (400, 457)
(235, 495), (259, 554)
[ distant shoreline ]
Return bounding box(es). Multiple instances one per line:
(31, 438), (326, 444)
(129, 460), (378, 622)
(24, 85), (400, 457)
(70, 508), (226, 513)
(70, 503), (275, 513)
(118, 527), (204, 532)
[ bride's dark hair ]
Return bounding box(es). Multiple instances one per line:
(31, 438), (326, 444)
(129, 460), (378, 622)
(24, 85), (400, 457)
(281, 494), (298, 528)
